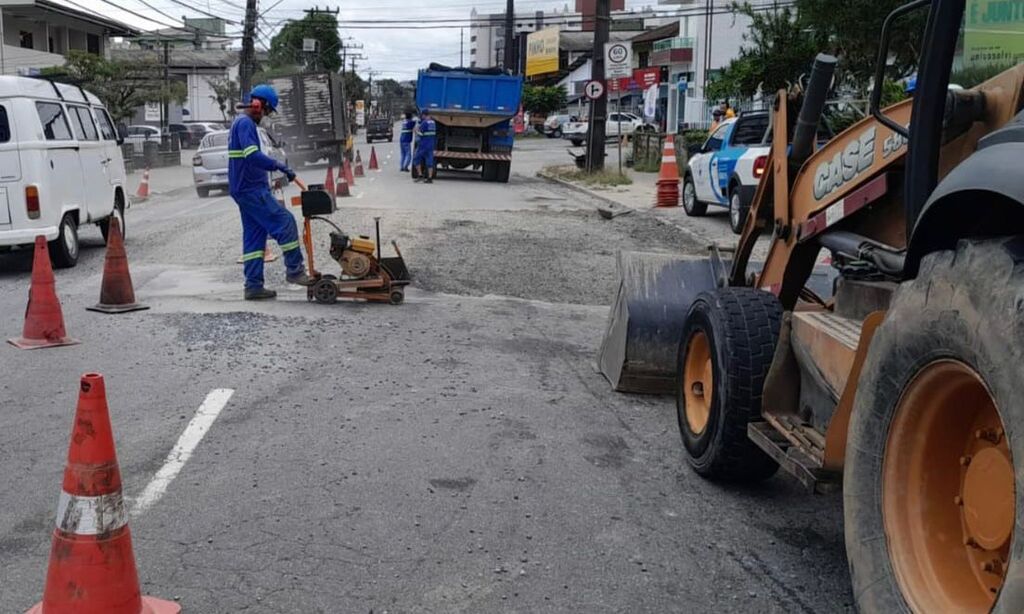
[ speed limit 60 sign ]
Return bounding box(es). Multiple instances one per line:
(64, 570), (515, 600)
(605, 42), (632, 79)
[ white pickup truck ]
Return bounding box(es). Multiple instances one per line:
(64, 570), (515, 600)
(563, 112), (645, 146)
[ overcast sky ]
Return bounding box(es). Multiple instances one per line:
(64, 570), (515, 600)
(71, 0), (653, 81)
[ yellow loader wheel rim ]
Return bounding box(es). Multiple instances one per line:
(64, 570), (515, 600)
(883, 359), (1013, 613)
(683, 330), (713, 435)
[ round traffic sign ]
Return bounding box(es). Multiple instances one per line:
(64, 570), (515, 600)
(607, 43), (629, 64)
(584, 80), (605, 100)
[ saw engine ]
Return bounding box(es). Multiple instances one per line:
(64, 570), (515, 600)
(329, 232), (378, 279)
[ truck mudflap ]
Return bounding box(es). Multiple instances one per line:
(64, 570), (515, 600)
(598, 252), (719, 394)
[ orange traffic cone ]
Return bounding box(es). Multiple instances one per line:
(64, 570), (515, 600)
(26, 373), (180, 614)
(344, 158), (356, 186)
(336, 172), (350, 197)
(354, 150), (365, 177)
(87, 218), (148, 314)
(656, 135), (679, 207)
(134, 168), (150, 202)
(368, 146), (379, 171)
(325, 164), (336, 198)
(8, 236), (79, 349)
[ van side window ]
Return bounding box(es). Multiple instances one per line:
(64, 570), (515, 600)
(35, 102), (72, 140)
(69, 106), (99, 140)
(95, 109), (117, 140)
(0, 106), (9, 143)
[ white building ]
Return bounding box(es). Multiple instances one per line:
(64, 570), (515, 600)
(469, 6), (578, 69)
(111, 48), (239, 123)
(0, 0), (138, 75)
(656, 0), (781, 122)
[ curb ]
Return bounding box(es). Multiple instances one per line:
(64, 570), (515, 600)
(536, 171), (707, 245)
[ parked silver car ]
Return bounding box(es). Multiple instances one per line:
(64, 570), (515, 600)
(192, 128), (288, 197)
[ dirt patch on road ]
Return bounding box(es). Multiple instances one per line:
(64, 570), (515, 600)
(400, 208), (703, 305)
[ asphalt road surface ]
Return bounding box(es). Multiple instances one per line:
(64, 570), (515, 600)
(0, 136), (852, 612)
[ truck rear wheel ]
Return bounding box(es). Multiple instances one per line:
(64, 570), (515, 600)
(481, 162), (497, 182)
(846, 237), (1024, 614)
(497, 161), (511, 183)
(676, 288), (782, 482)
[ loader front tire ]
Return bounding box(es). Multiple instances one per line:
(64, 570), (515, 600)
(846, 237), (1024, 614)
(676, 288), (781, 482)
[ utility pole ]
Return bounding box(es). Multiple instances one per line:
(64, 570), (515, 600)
(239, 0), (258, 94)
(460, 28), (464, 67)
(503, 0), (514, 72)
(162, 40), (170, 134)
(586, 0), (609, 171)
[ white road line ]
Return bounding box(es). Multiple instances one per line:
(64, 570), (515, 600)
(131, 388), (234, 517)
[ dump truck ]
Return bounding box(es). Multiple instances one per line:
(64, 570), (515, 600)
(415, 63), (523, 182)
(599, 1), (1024, 610)
(266, 72), (349, 167)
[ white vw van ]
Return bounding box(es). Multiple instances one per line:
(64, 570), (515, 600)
(0, 76), (128, 268)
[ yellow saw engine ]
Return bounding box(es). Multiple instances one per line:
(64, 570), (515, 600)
(329, 233), (377, 280)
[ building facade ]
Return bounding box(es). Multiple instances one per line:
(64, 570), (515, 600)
(0, 0), (137, 75)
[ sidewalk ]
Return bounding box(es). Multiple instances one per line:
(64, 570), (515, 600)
(538, 165), (745, 251)
(126, 150), (197, 201)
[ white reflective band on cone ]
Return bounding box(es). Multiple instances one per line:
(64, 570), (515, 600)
(55, 490), (128, 535)
(662, 156), (676, 163)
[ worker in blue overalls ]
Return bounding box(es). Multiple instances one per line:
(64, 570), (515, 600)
(399, 110), (416, 172)
(412, 108), (437, 183)
(229, 84), (313, 300)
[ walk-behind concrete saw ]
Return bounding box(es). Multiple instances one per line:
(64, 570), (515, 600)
(292, 179), (410, 305)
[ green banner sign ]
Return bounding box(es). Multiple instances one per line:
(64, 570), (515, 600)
(965, 0), (1024, 67)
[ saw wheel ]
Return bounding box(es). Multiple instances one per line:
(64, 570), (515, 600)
(341, 250), (372, 278)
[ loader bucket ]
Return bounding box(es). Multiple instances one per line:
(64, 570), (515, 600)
(597, 252), (719, 394)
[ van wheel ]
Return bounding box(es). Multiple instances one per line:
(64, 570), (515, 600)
(845, 237), (1024, 613)
(677, 288), (781, 481)
(49, 213), (79, 269)
(99, 198), (126, 244)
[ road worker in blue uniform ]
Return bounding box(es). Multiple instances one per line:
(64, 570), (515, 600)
(399, 110), (416, 172)
(229, 84), (313, 300)
(412, 108), (437, 183)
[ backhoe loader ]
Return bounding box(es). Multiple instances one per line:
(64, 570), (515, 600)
(599, 0), (1024, 610)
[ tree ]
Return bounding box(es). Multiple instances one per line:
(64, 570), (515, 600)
(42, 50), (186, 121)
(207, 78), (239, 121)
(798, 0), (925, 89)
(706, 4), (817, 101)
(268, 11), (343, 73)
(521, 85), (567, 115)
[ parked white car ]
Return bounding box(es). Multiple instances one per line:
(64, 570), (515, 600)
(192, 128), (288, 197)
(563, 112), (645, 146)
(683, 112), (771, 234)
(0, 76), (128, 268)
(124, 124), (161, 149)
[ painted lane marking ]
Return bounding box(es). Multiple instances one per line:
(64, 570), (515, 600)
(131, 388), (234, 517)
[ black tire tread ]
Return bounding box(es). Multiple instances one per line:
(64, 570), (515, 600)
(680, 288), (781, 481)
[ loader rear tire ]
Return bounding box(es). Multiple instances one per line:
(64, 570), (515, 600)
(676, 287), (782, 482)
(845, 237), (1024, 614)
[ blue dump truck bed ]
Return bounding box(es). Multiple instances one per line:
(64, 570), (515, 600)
(414, 65), (523, 183)
(416, 67), (522, 118)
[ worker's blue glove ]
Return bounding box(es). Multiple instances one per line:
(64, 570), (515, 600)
(281, 166), (296, 183)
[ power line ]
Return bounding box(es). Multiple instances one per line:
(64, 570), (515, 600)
(63, 0), (182, 29)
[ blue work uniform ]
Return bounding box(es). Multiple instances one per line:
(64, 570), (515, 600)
(228, 114), (303, 289)
(399, 118), (416, 171)
(412, 118), (436, 172)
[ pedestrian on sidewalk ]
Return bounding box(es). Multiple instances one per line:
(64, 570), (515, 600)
(399, 110), (416, 172)
(412, 108), (437, 183)
(229, 84), (314, 300)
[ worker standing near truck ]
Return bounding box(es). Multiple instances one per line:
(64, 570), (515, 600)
(229, 84), (314, 300)
(413, 108), (436, 183)
(399, 110), (416, 172)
